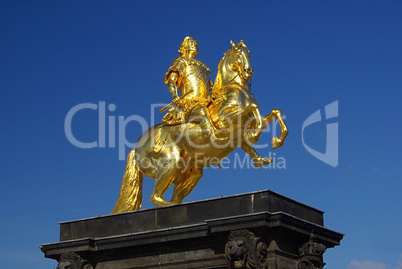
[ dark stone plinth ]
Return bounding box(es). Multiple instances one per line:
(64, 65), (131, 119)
(41, 190), (343, 269)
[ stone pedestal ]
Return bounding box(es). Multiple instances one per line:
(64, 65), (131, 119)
(41, 190), (343, 269)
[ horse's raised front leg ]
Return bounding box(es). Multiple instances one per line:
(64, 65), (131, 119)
(242, 103), (264, 145)
(239, 103), (273, 167)
(264, 109), (288, 149)
(241, 141), (272, 168)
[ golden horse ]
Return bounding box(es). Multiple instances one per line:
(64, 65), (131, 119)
(111, 41), (288, 213)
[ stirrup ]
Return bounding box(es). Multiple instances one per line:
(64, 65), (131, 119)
(210, 128), (227, 141)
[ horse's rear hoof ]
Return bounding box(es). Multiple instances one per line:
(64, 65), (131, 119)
(151, 195), (174, 207)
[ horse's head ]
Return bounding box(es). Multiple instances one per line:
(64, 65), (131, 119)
(213, 40), (253, 93)
(227, 40), (253, 82)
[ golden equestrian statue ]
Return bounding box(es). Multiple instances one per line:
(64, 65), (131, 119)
(111, 37), (288, 213)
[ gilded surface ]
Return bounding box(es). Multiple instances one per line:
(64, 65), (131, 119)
(111, 37), (288, 213)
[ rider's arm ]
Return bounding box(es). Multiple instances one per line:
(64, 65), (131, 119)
(167, 72), (180, 102)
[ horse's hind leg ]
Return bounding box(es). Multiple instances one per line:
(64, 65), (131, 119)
(171, 167), (203, 204)
(151, 165), (180, 207)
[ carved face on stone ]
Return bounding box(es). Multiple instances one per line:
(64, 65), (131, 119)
(57, 253), (93, 269)
(225, 230), (268, 269)
(225, 236), (250, 268)
(57, 261), (72, 269)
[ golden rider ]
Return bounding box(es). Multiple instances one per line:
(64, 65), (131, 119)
(163, 36), (220, 140)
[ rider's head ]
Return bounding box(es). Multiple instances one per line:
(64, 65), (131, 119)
(179, 36), (198, 57)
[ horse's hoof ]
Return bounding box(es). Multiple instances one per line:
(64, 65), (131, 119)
(272, 109), (281, 116)
(253, 157), (273, 168)
(271, 137), (282, 149)
(151, 195), (173, 207)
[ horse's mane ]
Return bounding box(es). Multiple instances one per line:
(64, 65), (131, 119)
(212, 46), (233, 93)
(212, 56), (225, 93)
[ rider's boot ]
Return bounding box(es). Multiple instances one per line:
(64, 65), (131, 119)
(193, 105), (226, 142)
(200, 116), (226, 142)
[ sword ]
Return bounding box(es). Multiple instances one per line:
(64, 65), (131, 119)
(160, 90), (194, 112)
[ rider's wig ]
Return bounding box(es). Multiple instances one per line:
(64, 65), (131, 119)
(178, 36), (192, 55)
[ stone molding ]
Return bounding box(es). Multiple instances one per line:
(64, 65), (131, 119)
(40, 190), (343, 269)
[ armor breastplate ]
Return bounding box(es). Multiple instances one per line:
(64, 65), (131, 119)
(165, 56), (211, 102)
(179, 62), (210, 101)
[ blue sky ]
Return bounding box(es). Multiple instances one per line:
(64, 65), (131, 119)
(0, 1), (401, 268)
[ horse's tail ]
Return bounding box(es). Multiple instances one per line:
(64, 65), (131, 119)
(111, 149), (143, 214)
